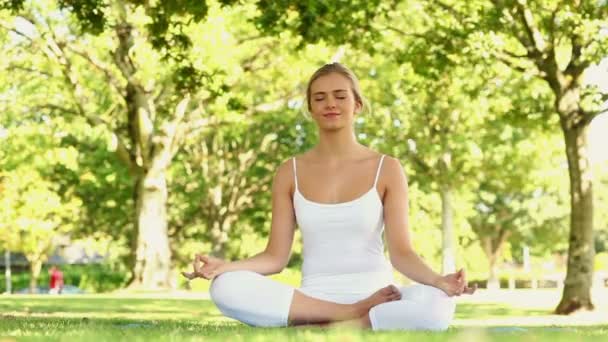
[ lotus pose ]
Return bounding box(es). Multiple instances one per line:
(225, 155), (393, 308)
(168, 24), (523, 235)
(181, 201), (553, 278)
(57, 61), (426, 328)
(183, 62), (475, 330)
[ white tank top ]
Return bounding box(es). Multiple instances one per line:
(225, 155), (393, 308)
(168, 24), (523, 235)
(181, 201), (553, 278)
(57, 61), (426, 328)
(292, 155), (395, 302)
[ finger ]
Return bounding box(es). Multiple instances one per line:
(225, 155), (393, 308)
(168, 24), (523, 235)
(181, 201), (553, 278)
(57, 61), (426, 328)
(456, 268), (464, 280)
(201, 264), (216, 274)
(388, 290), (401, 300)
(465, 284), (477, 295)
(181, 271), (196, 280)
(460, 269), (467, 283)
(208, 271), (219, 281)
(193, 258), (203, 274)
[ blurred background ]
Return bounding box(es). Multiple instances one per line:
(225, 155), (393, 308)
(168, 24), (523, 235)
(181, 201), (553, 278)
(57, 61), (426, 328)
(0, 0), (606, 318)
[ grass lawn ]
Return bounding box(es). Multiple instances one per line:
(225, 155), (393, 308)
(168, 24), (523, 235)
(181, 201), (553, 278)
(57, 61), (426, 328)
(1, 289), (607, 341)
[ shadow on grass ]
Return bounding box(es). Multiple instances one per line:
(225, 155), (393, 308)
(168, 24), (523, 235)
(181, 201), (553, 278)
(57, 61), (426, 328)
(456, 303), (549, 318)
(0, 297), (223, 321)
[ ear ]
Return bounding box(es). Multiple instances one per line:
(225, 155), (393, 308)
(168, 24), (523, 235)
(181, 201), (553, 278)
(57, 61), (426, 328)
(354, 100), (363, 114)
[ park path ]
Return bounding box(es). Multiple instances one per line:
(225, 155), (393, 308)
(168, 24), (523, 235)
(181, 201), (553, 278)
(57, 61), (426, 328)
(453, 288), (608, 327)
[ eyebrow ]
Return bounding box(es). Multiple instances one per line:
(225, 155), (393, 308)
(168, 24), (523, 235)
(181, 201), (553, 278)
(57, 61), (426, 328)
(312, 89), (348, 96)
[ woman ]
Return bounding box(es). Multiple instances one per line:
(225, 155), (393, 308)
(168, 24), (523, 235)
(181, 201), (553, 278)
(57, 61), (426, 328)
(183, 62), (475, 330)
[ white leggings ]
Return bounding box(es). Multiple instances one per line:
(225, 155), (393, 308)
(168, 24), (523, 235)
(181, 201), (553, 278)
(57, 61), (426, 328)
(209, 271), (456, 331)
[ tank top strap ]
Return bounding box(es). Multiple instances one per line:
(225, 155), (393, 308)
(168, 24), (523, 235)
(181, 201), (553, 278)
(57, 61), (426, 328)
(292, 157), (299, 191)
(373, 155), (386, 188)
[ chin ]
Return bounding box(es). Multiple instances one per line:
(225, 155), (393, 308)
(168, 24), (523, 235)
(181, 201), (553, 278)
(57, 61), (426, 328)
(320, 124), (347, 132)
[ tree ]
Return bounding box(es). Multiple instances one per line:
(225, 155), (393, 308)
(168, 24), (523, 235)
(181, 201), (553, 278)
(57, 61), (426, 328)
(1, 0), (209, 288)
(469, 125), (569, 288)
(0, 122), (81, 292)
(349, 0), (607, 315)
(473, 0), (607, 314)
(1, 0), (383, 289)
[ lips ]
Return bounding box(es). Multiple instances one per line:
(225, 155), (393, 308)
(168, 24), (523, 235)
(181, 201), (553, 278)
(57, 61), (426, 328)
(323, 112), (340, 117)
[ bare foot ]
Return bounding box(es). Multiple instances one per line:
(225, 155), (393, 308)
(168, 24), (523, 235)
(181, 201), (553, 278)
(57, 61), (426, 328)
(354, 285), (401, 316)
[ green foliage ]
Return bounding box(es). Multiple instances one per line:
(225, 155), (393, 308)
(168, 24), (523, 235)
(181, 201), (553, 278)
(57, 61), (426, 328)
(254, 0), (397, 48)
(168, 110), (317, 263)
(1, 0), (604, 288)
(57, 0), (107, 35)
(0, 121), (82, 265)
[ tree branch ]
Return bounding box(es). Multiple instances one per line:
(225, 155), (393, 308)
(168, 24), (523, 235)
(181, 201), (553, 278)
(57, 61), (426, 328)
(34, 103), (139, 174)
(494, 53), (532, 74)
(32, 103), (80, 116)
(515, 0), (547, 54)
(501, 48), (529, 59)
(547, 1), (562, 53)
(584, 92), (608, 118)
(243, 89), (302, 116)
(67, 46), (124, 96)
(380, 24), (427, 39)
(4, 14), (141, 175)
(166, 96), (190, 159)
(112, 19), (154, 168)
(7, 64), (54, 78)
(489, 1), (534, 51)
(234, 33), (267, 46)
(430, 0), (466, 22)
(0, 20), (34, 43)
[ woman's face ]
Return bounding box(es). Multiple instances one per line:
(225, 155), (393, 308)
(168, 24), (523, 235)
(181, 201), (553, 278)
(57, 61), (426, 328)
(309, 72), (361, 132)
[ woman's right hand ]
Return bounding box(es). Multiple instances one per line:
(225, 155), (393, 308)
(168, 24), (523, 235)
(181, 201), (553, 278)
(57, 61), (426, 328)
(181, 254), (227, 281)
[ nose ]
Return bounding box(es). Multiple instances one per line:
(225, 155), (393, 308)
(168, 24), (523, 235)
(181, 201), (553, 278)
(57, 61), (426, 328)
(325, 96), (336, 108)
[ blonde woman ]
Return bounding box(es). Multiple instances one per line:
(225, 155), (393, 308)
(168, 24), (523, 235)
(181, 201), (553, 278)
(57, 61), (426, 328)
(183, 62), (475, 330)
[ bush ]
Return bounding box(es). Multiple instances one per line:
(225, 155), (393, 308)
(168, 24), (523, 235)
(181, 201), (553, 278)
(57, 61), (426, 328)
(595, 252), (608, 271)
(0, 263), (129, 293)
(469, 277), (562, 289)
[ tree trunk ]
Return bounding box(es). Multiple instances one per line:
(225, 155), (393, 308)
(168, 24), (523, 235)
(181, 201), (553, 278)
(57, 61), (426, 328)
(487, 253), (500, 290)
(481, 235), (502, 290)
(112, 17), (187, 289)
(29, 259), (42, 294)
(555, 118), (595, 314)
(440, 186), (456, 274)
(210, 215), (237, 259)
(131, 171), (172, 289)
(5, 250), (11, 294)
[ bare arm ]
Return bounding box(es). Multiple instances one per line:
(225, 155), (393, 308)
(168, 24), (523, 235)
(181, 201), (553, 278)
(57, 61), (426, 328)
(382, 157), (475, 296)
(382, 157), (443, 286)
(185, 159), (297, 280)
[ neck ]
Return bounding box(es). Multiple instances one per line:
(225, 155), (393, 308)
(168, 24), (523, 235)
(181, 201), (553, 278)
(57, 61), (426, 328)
(314, 128), (362, 160)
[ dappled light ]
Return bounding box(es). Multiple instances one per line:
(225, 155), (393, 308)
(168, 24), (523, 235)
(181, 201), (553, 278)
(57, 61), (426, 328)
(1, 0), (607, 339)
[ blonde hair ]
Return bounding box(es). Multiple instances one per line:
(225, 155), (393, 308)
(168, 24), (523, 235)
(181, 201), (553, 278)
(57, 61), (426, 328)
(305, 62), (370, 115)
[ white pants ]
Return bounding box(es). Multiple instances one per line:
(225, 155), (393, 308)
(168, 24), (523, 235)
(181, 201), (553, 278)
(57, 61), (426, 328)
(209, 271), (456, 331)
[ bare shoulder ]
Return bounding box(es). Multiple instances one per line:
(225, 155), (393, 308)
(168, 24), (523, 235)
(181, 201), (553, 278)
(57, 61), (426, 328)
(273, 157), (296, 192)
(294, 150), (317, 164)
(381, 155), (407, 183)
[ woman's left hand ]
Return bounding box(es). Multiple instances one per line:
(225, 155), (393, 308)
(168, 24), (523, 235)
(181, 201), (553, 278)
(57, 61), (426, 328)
(436, 268), (477, 297)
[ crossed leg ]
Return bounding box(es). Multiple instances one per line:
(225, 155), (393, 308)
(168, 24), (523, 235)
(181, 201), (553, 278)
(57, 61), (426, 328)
(288, 285), (400, 327)
(208, 270), (401, 328)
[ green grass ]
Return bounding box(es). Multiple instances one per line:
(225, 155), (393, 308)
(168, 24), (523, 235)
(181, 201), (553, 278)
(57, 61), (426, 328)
(1, 292), (607, 341)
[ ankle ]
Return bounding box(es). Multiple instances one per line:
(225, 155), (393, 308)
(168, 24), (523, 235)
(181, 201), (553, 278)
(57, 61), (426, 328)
(350, 302), (367, 318)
